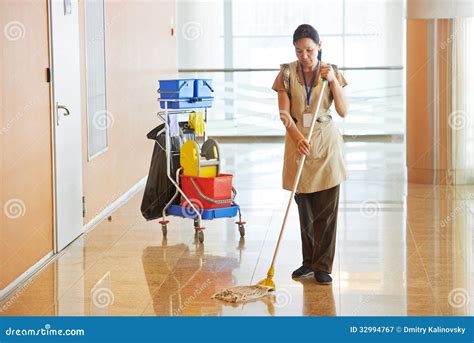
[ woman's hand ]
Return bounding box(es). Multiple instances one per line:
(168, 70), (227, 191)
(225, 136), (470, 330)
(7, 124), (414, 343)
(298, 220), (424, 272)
(320, 64), (336, 83)
(297, 137), (311, 156)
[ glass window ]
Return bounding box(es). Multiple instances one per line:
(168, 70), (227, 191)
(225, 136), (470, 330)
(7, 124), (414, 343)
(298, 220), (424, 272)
(177, 0), (404, 137)
(85, 0), (108, 159)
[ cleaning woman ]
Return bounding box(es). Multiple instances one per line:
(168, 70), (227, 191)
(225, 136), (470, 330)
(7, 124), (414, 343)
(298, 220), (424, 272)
(272, 24), (348, 285)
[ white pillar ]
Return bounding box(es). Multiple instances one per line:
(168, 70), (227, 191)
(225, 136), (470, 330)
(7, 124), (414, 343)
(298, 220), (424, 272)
(176, 0), (221, 69)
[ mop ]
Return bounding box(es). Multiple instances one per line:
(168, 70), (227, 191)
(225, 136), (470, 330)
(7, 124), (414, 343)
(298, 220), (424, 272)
(212, 78), (328, 303)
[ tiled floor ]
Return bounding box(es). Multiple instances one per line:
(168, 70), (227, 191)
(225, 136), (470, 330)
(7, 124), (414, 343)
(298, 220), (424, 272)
(1, 140), (473, 316)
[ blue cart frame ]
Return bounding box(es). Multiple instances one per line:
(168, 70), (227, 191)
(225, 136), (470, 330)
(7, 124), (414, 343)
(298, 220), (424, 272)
(156, 88), (246, 243)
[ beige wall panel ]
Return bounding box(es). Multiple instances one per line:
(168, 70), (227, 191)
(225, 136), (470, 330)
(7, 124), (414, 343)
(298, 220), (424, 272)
(406, 19), (431, 173)
(1, 0), (53, 290)
(79, 0), (177, 223)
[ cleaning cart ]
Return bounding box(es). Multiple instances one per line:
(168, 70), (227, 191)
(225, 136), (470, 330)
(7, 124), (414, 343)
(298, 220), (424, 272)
(154, 79), (246, 243)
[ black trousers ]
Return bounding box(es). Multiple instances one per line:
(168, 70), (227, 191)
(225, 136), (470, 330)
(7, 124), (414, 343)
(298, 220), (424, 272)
(294, 185), (340, 274)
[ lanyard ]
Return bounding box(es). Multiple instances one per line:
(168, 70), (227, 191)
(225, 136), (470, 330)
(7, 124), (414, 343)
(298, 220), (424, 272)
(301, 61), (320, 111)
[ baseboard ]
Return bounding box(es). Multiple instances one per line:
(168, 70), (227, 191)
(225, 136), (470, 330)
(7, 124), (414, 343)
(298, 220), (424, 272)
(83, 176), (147, 233)
(0, 251), (54, 302)
(0, 177), (148, 303)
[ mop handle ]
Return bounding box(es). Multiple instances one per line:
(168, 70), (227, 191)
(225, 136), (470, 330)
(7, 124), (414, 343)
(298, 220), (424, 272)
(269, 79), (328, 269)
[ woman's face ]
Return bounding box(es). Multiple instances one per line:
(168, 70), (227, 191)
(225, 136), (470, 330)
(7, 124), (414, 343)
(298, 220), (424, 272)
(294, 38), (320, 68)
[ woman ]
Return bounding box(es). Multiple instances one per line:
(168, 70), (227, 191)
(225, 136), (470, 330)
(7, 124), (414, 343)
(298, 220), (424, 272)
(272, 24), (348, 285)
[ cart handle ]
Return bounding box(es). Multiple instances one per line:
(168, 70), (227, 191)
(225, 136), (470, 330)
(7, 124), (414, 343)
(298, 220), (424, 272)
(203, 80), (214, 92)
(157, 96), (208, 103)
(157, 81), (191, 94)
(189, 178), (236, 205)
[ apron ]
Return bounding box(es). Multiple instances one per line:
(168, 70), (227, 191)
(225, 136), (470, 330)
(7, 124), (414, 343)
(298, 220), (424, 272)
(282, 61), (347, 193)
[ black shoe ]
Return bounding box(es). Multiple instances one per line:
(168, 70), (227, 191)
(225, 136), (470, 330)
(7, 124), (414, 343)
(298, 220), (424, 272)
(314, 271), (332, 285)
(292, 266), (313, 278)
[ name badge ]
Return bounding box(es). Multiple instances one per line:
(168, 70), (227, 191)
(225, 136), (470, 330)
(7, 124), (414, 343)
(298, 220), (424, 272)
(303, 113), (313, 128)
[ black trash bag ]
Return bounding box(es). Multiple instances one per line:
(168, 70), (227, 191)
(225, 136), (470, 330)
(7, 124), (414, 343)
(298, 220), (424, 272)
(141, 123), (183, 221)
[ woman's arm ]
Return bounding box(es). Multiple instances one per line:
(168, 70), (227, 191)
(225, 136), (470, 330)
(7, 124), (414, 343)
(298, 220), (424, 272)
(278, 90), (310, 155)
(321, 65), (349, 118)
(329, 78), (348, 118)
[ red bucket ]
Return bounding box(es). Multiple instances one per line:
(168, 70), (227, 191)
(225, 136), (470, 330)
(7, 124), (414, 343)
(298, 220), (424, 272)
(181, 174), (233, 209)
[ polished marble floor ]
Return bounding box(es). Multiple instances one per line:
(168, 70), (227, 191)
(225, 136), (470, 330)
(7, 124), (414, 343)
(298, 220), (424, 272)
(1, 141), (473, 316)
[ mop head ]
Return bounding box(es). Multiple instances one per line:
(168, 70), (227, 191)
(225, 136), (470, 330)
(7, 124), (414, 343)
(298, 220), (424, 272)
(212, 285), (273, 303)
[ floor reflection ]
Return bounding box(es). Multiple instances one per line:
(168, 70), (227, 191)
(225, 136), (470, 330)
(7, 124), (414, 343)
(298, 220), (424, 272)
(142, 239), (240, 316)
(0, 141), (472, 316)
(298, 278), (337, 316)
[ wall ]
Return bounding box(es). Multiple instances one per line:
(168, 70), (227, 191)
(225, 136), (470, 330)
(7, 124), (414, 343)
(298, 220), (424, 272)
(0, 0), (53, 291)
(0, 0), (177, 293)
(79, 0), (177, 224)
(406, 19), (457, 184)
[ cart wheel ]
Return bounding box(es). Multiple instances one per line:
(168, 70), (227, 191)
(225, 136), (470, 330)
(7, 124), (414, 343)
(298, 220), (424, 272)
(161, 224), (168, 237)
(238, 224), (245, 237)
(197, 230), (204, 243)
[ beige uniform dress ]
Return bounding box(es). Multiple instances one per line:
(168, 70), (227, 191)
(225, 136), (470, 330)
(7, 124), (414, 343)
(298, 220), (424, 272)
(272, 60), (348, 274)
(273, 61), (348, 193)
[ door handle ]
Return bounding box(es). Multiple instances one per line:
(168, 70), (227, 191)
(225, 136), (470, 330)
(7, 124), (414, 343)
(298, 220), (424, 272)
(56, 102), (71, 126)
